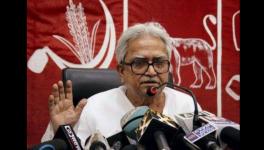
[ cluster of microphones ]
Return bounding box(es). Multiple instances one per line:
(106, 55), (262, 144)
(29, 83), (240, 150)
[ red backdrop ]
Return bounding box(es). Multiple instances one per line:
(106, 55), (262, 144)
(27, 0), (240, 147)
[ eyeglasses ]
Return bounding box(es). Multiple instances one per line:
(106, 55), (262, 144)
(122, 58), (170, 75)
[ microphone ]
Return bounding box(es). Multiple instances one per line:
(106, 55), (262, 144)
(121, 144), (145, 150)
(106, 131), (130, 150)
(53, 124), (83, 150)
(219, 126), (240, 150)
(184, 123), (220, 150)
(146, 87), (158, 96)
(30, 138), (68, 150)
(84, 131), (111, 150)
(174, 112), (196, 134)
(121, 106), (149, 139)
(121, 107), (190, 149)
(147, 82), (200, 130)
(135, 108), (183, 150)
(180, 110), (240, 150)
(121, 145), (137, 150)
(175, 110), (240, 133)
(174, 111), (218, 134)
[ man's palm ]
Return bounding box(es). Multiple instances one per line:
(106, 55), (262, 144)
(48, 80), (87, 133)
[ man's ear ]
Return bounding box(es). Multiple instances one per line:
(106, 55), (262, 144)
(116, 64), (125, 83)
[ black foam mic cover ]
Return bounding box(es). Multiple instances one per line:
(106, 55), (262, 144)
(220, 126), (240, 150)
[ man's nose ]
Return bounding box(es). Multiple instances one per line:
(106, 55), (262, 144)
(145, 64), (157, 76)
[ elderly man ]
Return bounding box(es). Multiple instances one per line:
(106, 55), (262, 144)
(41, 22), (200, 147)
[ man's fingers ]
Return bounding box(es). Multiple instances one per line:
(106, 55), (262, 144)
(58, 81), (66, 101)
(52, 84), (59, 105)
(74, 99), (87, 118)
(48, 95), (57, 117)
(65, 80), (73, 105)
(58, 100), (64, 111)
(48, 95), (55, 110)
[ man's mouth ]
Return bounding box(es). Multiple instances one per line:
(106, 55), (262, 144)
(140, 80), (159, 86)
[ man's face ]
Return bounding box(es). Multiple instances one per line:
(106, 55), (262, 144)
(118, 34), (169, 97)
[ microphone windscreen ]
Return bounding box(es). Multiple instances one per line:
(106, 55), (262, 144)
(120, 106), (149, 139)
(89, 141), (106, 150)
(220, 126), (240, 150)
(84, 131), (110, 150)
(31, 138), (68, 150)
(146, 87), (157, 96)
(106, 131), (130, 149)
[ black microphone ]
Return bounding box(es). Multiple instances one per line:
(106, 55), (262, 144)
(54, 124), (83, 150)
(121, 107), (189, 149)
(146, 82), (200, 130)
(84, 131), (111, 150)
(121, 145), (137, 150)
(179, 110), (240, 149)
(30, 138), (68, 150)
(121, 144), (145, 150)
(197, 110), (240, 149)
(153, 131), (170, 150)
(135, 108), (183, 150)
(184, 123), (220, 150)
(106, 131), (130, 150)
(219, 126), (240, 150)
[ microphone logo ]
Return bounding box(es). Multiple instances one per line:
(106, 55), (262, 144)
(64, 125), (82, 150)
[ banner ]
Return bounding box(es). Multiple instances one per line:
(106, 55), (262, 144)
(27, 0), (240, 146)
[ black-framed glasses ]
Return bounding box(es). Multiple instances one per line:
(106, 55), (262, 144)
(122, 59), (170, 75)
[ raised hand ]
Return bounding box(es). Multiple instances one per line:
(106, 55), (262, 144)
(48, 80), (87, 133)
